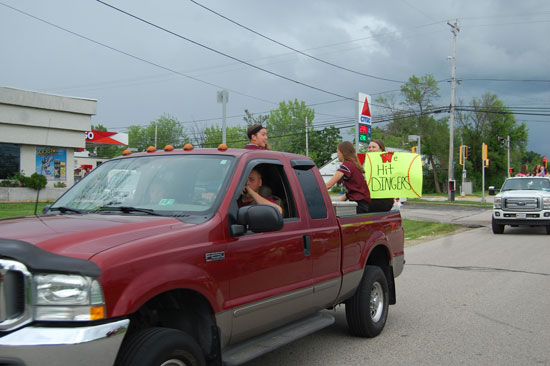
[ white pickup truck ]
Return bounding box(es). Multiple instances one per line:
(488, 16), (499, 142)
(490, 176), (550, 234)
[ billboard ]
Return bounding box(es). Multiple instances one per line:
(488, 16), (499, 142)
(36, 146), (67, 181)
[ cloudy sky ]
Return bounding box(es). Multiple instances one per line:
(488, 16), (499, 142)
(1, 0), (549, 156)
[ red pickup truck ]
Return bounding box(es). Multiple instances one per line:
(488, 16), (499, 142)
(0, 146), (404, 366)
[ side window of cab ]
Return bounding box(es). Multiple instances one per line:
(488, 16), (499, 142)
(238, 162), (298, 219)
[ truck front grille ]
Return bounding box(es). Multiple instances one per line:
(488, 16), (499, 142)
(504, 198), (539, 211)
(0, 259), (33, 331)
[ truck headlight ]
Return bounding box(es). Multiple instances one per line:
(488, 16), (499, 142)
(544, 197), (550, 210)
(494, 197), (502, 209)
(34, 274), (105, 321)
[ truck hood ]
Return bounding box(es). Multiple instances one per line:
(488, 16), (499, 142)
(498, 190), (550, 199)
(0, 214), (185, 260)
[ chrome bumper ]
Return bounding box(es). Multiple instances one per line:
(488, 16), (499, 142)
(0, 319), (129, 366)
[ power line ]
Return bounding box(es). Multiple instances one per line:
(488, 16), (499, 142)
(95, 0), (363, 103)
(0, 1), (277, 106)
(461, 78), (550, 83)
(187, 0), (404, 83)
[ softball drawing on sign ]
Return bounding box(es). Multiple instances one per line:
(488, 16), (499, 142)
(363, 152), (423, 198)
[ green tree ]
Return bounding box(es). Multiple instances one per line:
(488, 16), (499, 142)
(128, 114), (189, 152)
(457, 93), (528, 189)
(267, 99), (315, 153)
(243, 109), (269, 126)
(266, 99), (340, 166)
(308, 126), (342, 167)
(200, 125), (248, 148)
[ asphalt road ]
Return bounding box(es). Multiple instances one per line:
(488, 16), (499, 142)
(399, 203), (493, 227)
(243, 225), (550, 366)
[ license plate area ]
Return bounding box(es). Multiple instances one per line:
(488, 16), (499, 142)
(516, 213), (527, 218)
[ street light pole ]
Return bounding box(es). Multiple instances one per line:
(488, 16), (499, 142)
(305, 116), (309, 157)
(217, 90), (228, 145)
(507, 135), (511, 177)
(447, 20), (459, 202)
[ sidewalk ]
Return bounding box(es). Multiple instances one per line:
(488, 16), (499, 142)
(419, 195), (494, 203)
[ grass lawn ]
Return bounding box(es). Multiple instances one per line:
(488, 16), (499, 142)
(402, 218), (462, 241)
(406, 198), (493, 208)
(0, 202), (52, 219)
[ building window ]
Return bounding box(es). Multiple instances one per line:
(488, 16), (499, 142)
(0, 144), (20, 179)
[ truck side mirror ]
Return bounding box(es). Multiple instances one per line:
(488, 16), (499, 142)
(42, 205), (51, 214)
(488, 186), (495, 195)
(236, 205), (283, 234)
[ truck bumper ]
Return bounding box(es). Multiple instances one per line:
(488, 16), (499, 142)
(493, 209), (550, 226)
(0, 319), (129, 366)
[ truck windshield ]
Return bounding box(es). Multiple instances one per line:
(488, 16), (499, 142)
(501, 178), (550, 191)
(51, 154), (234, 215)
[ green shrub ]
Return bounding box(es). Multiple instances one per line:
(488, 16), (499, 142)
(24, 173), (47, 190)
(0, 179), (20, 187)
(53, 181), (67, 188)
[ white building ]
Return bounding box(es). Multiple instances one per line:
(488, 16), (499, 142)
(0, 87), (97, 188)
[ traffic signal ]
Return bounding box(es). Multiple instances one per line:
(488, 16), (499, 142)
(464, 146), (469, 159)
(459, 145), (469, 166)
(411, 146), (416, 153)
(509, 168), (514, 174)
(543, 157), (547, 169)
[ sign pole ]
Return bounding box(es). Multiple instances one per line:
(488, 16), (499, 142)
(481, 142), (486, 203)
(356, 93), (360, 152)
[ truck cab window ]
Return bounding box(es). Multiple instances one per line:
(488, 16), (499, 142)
(294, 168), (327, 219)
(242, 163), (297, 219)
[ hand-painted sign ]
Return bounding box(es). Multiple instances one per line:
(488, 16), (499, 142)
(363, 152), (423, 198)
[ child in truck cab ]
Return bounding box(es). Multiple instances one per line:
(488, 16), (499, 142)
(238, 169), (283, 214)
(325, 141), (371, 214)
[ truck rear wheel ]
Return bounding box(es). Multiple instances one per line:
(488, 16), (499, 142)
(345, 265), (389, 338)
(492, 217), (505, 234)
(116, 327), (205, 366)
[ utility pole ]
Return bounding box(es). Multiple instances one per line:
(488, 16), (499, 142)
(154, 122), (158, 148)
(217, 90), (229, 145)
(507, 135), (511, 177)
(481, 142), (487, 203)
(447, 19), (459, 202)
(305, 116), (309, 157)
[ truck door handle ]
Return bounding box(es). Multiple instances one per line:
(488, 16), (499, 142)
(303, 235), (311, 256)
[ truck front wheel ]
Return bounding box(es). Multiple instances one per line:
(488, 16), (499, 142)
(492, 217), (505, 234)
(345, 265), (389, 338)
(116, 327), (206, 366)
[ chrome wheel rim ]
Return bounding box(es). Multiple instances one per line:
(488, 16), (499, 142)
(370, 281), (384, 322)
(160, 360), (187, 366)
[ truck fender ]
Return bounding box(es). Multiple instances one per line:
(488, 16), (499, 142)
(361, 232), (396, 305)
(107, 263), (221, 317)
